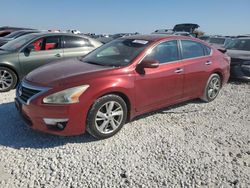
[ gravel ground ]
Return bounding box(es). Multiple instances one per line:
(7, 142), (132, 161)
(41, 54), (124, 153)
(0, 81), (249, 188)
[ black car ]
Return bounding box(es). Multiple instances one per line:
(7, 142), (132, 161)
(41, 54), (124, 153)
(0, 30), (41, 46)
(226, 37), (250, 81)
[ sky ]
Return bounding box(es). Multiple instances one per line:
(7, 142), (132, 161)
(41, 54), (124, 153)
(0, 0), (250, 36)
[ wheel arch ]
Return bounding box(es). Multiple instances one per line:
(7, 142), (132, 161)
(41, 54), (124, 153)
(99, 91), (132, 122)
(0, 63), (20, 86)
(212, 70), (224, 85)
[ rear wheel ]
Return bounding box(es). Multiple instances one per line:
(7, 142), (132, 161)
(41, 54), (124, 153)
(201, 73), (221, 102)
(0, 67), (17, 92)
(86, 94), (127, 139)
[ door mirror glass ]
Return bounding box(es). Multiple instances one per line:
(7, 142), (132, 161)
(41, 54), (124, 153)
(23, 46), (33, 56)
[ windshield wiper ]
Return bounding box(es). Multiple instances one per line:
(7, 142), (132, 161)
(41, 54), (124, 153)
(84, 61), (106, 66)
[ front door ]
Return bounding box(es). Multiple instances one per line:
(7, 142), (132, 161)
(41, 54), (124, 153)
(19, 36), (63, 76)
(135, 40), (184, 113)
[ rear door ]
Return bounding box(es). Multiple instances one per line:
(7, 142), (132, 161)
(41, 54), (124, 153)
(19, 36), (63, 75)
(63, 36), (96, 58)
(180, 40), (213, 98)
(135, 40), (184, 112)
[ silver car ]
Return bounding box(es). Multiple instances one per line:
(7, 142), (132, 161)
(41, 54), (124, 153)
(0, 32), (102, 92)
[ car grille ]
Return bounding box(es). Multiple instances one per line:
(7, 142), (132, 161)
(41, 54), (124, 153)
(17, 82), (43, 104)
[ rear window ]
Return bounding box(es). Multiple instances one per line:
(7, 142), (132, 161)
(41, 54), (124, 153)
(64, 36), (92, 48)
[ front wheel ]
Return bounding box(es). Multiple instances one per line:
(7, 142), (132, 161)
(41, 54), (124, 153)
(200, 73), (221, 102)
(0, 67), (18, 92)
(86, 94), (127, 139)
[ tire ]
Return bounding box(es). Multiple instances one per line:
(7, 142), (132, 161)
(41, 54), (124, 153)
(0, 67), (18, 92)
(86, 94), (127, 139)
(200, 73), (221, 102)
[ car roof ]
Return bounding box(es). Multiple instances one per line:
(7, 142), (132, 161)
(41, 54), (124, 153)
(23, 32), (93, 39)
(121, 34), (197, 42)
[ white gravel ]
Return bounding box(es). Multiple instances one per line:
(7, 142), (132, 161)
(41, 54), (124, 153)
(0, 82), (249, 188)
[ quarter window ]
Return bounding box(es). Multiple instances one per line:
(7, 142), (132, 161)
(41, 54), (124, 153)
(203, 45), (212, 56)
(144, 40), (179, 63)
(64, 36), (92, 48)
(181, 40), (205, 59)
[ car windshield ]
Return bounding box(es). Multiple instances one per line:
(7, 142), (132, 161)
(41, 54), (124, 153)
(82, 38), (151, 67)
(209, 38), (226, 45)
(4, 31), (22, 39)
(226, 39), (250, 51)
(0, 34), (34, 51)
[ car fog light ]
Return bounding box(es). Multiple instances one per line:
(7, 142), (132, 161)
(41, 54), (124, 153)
(43, 118), (69, 125)
(43, 118), (68, 131)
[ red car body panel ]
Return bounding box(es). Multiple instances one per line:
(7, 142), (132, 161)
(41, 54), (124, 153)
(16, 35), (230, 136)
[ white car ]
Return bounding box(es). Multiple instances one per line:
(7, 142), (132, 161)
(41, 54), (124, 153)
(67, 29), (81, 34)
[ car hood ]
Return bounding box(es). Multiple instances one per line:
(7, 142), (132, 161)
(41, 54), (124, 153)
(25, 58), (114, 87)
(226, 49), (250, 60)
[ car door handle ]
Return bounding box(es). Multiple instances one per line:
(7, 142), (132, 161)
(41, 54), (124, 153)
(205, 61), (212, 65)
(55, 53), (61, 57)
(174, 68), (184, 73)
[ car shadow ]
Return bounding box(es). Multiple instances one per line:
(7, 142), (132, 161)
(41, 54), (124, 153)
(0, 102), (97, 149)
(131, 99), (202, 122)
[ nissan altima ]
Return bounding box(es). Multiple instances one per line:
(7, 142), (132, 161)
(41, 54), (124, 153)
(15, 35), (230, 139)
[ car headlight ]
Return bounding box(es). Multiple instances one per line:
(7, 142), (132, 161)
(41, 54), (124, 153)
(43, 85), (89, 104)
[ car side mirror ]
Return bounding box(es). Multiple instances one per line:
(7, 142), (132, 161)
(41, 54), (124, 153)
(218, 48), (227, 54)
(23, 45), (35, 57)
(136, 59), (159, 74)
(23, 47), (31, 57)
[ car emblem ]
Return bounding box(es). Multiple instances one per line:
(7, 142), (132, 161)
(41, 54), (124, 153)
(18, 86), (23, 96)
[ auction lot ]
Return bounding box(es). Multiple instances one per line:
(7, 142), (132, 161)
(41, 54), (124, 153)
(0, 81), (249, 187)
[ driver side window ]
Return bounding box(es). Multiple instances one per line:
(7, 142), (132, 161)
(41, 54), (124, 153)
(29, 38), (44, 52)
(28, 36), (61, 52)
(144, 40), (180, 63)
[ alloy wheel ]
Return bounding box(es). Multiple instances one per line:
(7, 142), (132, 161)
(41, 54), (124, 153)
(207, 76), (220, 99)
(95, 101), (124, 134)
(0, 69), (13, 91)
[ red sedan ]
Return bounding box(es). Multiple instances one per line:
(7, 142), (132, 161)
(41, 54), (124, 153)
(15, 35), (230, 139)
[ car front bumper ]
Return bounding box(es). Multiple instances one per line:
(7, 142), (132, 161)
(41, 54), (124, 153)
(15, 97), (88, 136)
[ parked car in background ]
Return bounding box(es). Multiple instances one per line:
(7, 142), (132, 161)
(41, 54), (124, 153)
(0, 30), (13, 37)
(226, 37), (250, 81)
(152, 29), (174, 34)
(0, 30), (41, 46)
(66, 29), (81, 34)
(173, 23), (199, 34)
(15, 35), (230, 139)
(152, 30), (192, 37)
(0, 26), (34, 31)
(199, 35), (210, 42)
(0, 33), (102, 92)
(0, 26), (34, 37)
(208, 36), (233, 48)
(111, 33), (139, 39)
